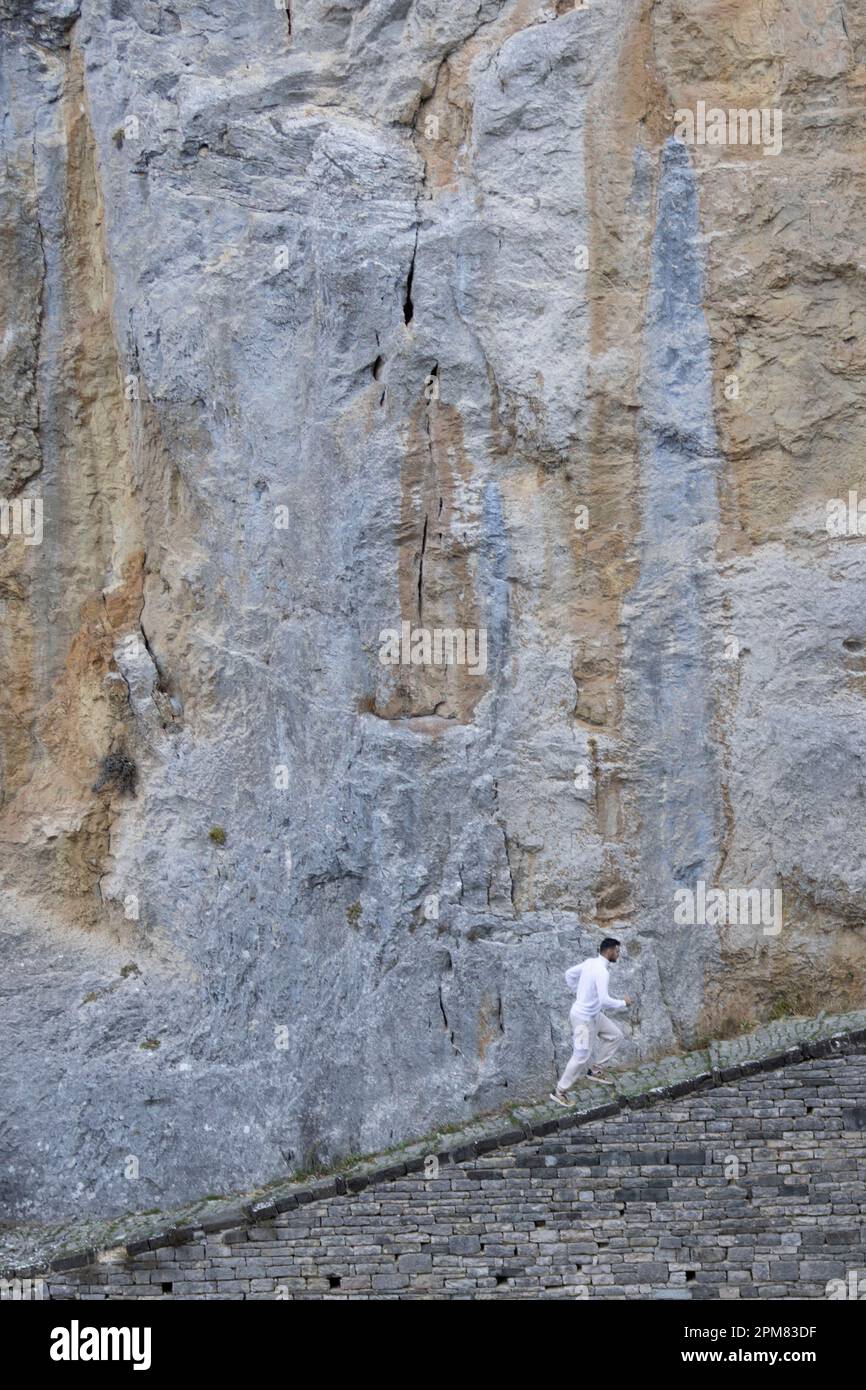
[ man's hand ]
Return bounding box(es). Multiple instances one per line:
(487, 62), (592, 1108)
(623, 995), (632, 1007)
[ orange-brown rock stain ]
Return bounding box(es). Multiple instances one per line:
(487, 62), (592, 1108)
(650, 0), (866, 1001)
(413, 0), (548, 193)
(573, 3), (672, 923)
(477, 991), (502, 1061)
(374, 394), (488, 723)
(580, 0), (671, 734)
(0, 48), (150, 928)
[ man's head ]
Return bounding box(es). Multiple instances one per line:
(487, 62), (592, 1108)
(599, 937), (621, 962)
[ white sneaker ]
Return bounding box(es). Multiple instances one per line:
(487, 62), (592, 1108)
(549, 1090), (574, 1107)
(587, 1070), (615, 1086)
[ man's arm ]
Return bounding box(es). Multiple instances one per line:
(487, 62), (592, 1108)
(564, 962), (585, 992)
(596, 963), (628, 1011)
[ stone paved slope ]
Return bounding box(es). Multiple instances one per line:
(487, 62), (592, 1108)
(33, 1047), (866, 1300)
(4, 1011), (864, 1297)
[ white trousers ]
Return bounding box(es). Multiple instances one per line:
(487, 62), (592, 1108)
(557, 1006), (624, 1091)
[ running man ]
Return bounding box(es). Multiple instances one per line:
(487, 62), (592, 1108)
(550, 937), (631, 1106)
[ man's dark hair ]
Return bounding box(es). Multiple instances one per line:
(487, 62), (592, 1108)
(598, 937), (621, 954)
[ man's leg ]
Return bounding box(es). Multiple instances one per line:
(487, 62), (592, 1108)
(556, 1015), (598, 1092)
(591, 1012), (624, 1071)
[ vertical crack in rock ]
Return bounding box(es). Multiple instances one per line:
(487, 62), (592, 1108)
(403, 231), (416, 325)
(438, 986), (449, 1030)
(437, 984), (461, 1054)
(623, 137), (724, 1034)
(417, 512), (428, 618)
(839, 3), (850, 43)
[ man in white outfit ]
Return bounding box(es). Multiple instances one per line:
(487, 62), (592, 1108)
(550, 937), (631, 1106)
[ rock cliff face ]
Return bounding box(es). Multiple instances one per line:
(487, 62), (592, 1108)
(1, 0), (865, 1222)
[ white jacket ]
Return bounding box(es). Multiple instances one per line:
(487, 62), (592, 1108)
(564, 955), (626, 1018)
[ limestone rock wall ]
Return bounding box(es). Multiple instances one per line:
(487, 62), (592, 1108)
(1, 0), (865, 1220)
